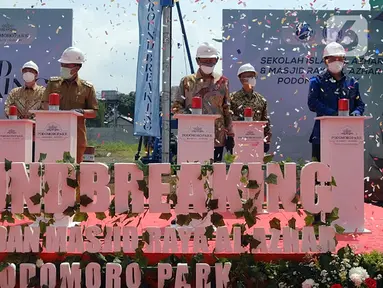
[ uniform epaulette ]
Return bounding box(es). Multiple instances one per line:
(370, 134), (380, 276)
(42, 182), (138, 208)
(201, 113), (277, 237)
(49, 76), (61, 81)
(82, 80), (93, 88)
(256, 92), (267, 102)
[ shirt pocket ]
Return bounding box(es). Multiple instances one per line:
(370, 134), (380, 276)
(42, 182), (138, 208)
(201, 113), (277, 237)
(71, 88), (86, 107)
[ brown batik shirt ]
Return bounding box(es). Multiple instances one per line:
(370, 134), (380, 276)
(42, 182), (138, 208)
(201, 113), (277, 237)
(42, 76), (99, 149)
(230, 89), (272, 143)
(4, 85), (45, 119)
(172, 70), (233, 147)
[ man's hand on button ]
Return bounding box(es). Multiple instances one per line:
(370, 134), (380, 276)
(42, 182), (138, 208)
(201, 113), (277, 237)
(350, 110), (361, 116)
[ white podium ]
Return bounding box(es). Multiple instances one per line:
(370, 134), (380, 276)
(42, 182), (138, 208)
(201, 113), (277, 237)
(173, 114), (219, 229)
(31, 110), (82, 163)
(0, 120), (34, 163)
(232, 121), (267, 163)
(174, 114), (219, 164)
(317, 116), (371, 233)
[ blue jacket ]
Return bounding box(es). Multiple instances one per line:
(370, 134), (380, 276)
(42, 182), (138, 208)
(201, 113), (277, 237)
(307, 70), (365, 144)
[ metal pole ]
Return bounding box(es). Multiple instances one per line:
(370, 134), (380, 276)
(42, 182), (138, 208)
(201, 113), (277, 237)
(161, 4), (172, 163)
(176, 1), (194, 74)
(113, 102), (117, 142)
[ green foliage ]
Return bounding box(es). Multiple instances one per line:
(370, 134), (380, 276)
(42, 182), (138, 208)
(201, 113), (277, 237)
(86, 100), (106, 127)
(118, 91), (135, 118)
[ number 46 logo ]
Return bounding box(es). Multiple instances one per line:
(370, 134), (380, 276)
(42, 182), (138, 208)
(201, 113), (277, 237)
(323, 15), (368, 57)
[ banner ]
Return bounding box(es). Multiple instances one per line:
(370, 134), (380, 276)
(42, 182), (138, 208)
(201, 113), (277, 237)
(0, 8), (73, 119)
(222, 10), (383, 178)
(134, 0), (162, 137)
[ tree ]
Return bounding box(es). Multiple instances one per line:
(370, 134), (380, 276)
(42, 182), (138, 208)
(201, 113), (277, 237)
(86, 100), (106, 127)
(118, 91), (135, 118)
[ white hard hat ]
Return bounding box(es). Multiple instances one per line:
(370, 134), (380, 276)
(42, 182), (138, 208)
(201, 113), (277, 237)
(323, 42), (346, 58)
(58, 47), (85, 64)
(196, 42), (219, 58)
(237, 63), (256, 76)
(22, 61), (39, 73)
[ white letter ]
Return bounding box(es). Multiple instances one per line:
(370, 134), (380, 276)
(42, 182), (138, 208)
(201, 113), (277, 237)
(10, 163), (41, 213)
(319, 226), (336, 253)
(46, 226), (67, 253)
(212, 163), (242, 212)
(215, 263), (231, 288)
(40, 263), (56, 288)
(106, 263), (121, 288)
(266, 162), (296, 212)
(80, 163), (111, 213)
(158, 263), (172, 288)
(300, 162), (334, 214)
(175, 263), (190, 288)
(44, 163), (76, 213)
(60, 263), (81, 288)
(23, 226), (40, 253)
(196, 263), (211, 288)
(0, 264), (16, 288)
(175, 163), (206, 214)
(114, 164), (144, 213)
(125, 263), (141, 288)
(149, 164), (171, 213)
(85, 263), (101, 288)
(20, 264), (36, 288)
(85, 226), (102, 253)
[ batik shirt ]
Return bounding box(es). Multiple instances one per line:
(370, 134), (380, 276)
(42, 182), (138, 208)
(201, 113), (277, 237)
(4, 85), (45, 118)
(230, 89), (272, 143)
(172, 70), (233, 147)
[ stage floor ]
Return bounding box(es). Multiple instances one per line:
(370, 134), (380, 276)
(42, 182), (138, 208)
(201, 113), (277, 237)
(3, 203), (383, 263)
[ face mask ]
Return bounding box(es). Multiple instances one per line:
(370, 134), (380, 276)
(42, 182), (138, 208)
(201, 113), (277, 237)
(200, 65), (215, 75)
(23, 72), (35, 83)
(328, 61), (344, 73)
(247, 77), (256, 87)
(60, 67), (73, 79)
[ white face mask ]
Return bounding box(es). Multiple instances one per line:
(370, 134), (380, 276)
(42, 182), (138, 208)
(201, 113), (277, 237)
(200, 65), (215, 75)
(23, 72), (35, 83)
(327, 61), (344, 74)
(247, 77), (256, 87)
(60, 67), (73, 79)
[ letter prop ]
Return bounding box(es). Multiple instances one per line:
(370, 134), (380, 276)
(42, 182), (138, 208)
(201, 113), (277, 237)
(114, 164), (144, 214)
(300, 162), (333, 214)
(149, 164), (171, 213)
(80, 163), (111, 212)
(158, 263), (172, 288)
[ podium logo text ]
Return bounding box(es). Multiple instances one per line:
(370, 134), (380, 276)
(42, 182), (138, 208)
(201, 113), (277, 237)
(36, 122), (68, 141)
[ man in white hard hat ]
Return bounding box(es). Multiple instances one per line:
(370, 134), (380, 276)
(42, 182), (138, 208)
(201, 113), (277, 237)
(230, 63), (272, 153)
(4, 61), (45, 119)
(307, 42), (365, 161)
(42, 47), (98, 163)
(4, 61), (45, 161)
(172, 42), (234, 162)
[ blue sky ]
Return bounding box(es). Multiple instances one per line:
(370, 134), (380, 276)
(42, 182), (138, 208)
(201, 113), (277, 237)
(2, 0), (370, 93)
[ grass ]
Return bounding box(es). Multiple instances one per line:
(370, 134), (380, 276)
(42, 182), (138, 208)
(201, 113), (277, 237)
(88, 141), (138, 163)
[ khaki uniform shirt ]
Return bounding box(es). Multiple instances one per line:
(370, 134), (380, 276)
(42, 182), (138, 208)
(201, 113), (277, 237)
(42, 77), (98, 148)
(4, 85), (45, 118)
(230, 89), (272, 143)
(172, 70), (233, 147)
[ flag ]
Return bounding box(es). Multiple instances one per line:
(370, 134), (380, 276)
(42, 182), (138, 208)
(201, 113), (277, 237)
(134, 0), (163, 137)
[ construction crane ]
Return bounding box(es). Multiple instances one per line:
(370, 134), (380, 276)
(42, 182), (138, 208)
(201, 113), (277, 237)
(135, 0), (195, 164)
